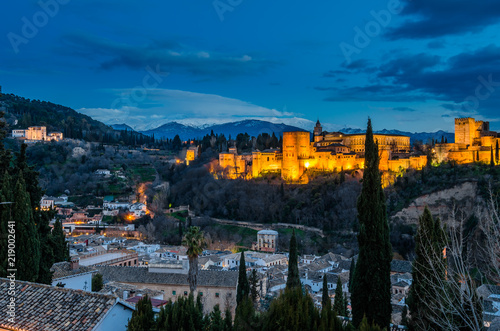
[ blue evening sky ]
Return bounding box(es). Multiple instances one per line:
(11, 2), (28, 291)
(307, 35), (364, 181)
(2, 0), (500, 132)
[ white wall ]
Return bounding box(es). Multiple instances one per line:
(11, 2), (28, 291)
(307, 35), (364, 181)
(96, 303), (133, 331)
(52, 273), (94, 291)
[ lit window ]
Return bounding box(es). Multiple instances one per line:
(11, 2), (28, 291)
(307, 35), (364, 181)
(172, 291), (176, 295)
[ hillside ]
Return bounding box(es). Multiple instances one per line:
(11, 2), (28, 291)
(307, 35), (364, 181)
(0, 93), (152, 145)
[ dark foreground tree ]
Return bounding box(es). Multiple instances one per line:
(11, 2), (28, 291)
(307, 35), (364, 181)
(14, 173), (41, 282)
(407, 207), (446, 330)
(286, 230), (301, 289)
(351, 118), (392, 329)
(127, 295), (154, 331)
(236, 251), (250, 306)
(92, 273), (103, 292)
(333, 277), (344, 316)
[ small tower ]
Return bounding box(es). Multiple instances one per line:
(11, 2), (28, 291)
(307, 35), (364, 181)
(313, 119), (323, 142)
(314, 119), (322, 136)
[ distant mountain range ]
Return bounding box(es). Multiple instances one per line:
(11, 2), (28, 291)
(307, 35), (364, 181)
(112, 120), (454, 143)
(113, 120), (307, 140)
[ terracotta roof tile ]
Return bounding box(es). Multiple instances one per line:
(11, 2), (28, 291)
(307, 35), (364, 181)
(0, 278), (117, 331)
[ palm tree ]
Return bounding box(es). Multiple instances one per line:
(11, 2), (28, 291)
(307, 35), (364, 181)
(182, 226), (206, 293)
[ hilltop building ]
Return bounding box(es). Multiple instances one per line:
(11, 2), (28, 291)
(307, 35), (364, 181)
(254, 229), (279, 253)
(11, 126), (63, 142)
(435, 117), (500, 164)
(217, 120), (427, 181)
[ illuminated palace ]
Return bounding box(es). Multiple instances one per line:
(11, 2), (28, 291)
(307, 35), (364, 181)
(218, 120), (428, 181)
(435, 117), (500, 164)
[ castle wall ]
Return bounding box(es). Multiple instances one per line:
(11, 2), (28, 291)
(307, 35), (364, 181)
(282, 132), (310, 180)
(455, 118), (476, 146)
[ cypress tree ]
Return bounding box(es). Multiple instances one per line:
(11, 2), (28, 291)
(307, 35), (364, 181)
(92, 273), (103, 292)
(334, 277), (344, 316)
(322, 275), (330, 309)
(348, 259), (355, 293)
(491, 147), (495, 167)
(127, 295), (155, 331)
(351, 118), (392, 329)
(249, 269), (259, 305)
(37, 209), (55, 284)
(407, 207), (446, 330)
(286, 230), (301, 289)
(224, 307), (233, 331)
(52, 219), (69, 262)
(236, 251), (250, 306)
(14, 173), (41, 282)
(0, 171), (12, 278)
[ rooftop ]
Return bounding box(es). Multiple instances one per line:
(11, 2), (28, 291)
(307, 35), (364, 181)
(96, 266), (238, 288)
(0, 278), (118, 331)
(51, 261), (97, 280)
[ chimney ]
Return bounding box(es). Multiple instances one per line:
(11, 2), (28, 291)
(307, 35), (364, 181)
(123, 290), (129, 300)
(70, 257), (80, 270)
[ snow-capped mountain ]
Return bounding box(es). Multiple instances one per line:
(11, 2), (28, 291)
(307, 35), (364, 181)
(140, 120), (306, 140)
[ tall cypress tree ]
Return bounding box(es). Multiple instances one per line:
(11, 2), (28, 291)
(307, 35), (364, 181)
(491, 147), (495, 167)
(0, 171), (13, 278)
(286, 230), (301, 289)
(351, 118), (392, 329)
(322, 275), (330, 309)
(52, 219), (69, 262)
(13, 172), (41, 282)
(37, 209), (55, 284)
(236, 251), (250, 306)
(407, 207), (446, 330)
(348, 259), (355, 293)
(333, 277), (344, 316)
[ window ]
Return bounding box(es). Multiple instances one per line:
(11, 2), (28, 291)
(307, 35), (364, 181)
(184, 291), (188, 296)
(172, 291), (176, 295)
(215, 293), (220, 298)
(199, 292), (203, 296)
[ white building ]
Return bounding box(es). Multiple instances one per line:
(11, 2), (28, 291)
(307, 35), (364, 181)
(51, 259), (97, 291)
(256, 229), (279, 253)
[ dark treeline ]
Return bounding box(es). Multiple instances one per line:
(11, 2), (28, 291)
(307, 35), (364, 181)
(188, 131), (282, 155)
(1, 93), (155, 146)
(0, 112), (69, 283)
(160, 161), (361, 232)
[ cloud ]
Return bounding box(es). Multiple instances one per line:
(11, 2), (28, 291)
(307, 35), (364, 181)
(392, 107), (416, 112)
(78, 88), (312, 131)
(58, 33), (277, 78)
(386, 0), (500, 39)
(317, 45), (500, 120)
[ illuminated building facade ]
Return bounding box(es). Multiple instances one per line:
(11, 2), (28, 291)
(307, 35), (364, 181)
(11, 126), (63, 141)
(435, 117), (500, 164)
(218, 120), (427, 181)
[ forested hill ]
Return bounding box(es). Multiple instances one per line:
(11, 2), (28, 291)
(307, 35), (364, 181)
(0, 93), (153, 145)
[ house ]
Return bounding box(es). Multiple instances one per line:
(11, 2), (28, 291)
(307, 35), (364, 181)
(51, 258), (97, 291)
(391, 259), (412, 275)
(97, 264), (238, 315)
(129, 202), (147, 212)
(40, 195), (55, 209)
(301, 254), (320, 264)
(222, 251), (288, 269)
(0, 278), (134, 331)
(95, 169), (111, 176)
(300, 271), (349, 293)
